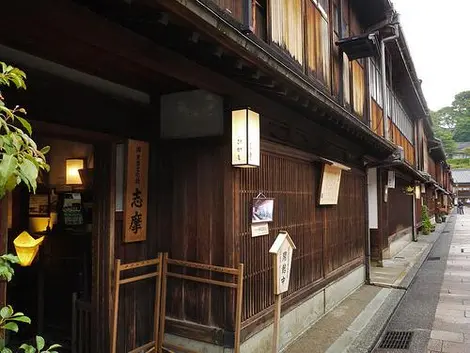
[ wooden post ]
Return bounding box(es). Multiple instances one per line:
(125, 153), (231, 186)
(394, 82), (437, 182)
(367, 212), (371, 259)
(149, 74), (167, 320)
(111, 259), (121, 353)
(272, 294), (282, 353)
(234, 263), (244, 353)
(269, 232), (296, 353)
(158, 253), (169, 353)
(153, 253), (163, 352)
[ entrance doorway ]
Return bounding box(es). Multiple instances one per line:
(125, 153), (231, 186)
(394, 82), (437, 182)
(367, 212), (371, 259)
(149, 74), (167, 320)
(7, 135), (95, 352)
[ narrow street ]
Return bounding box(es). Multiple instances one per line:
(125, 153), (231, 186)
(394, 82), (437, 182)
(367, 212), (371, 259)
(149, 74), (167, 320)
(373, 212), (470, 353)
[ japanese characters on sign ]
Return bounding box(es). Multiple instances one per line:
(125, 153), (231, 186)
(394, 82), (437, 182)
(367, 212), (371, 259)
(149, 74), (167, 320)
(319, 164), (342, 205)
(124, 140), (149, 243)
(251, 223), (269, 237)
(415, 185), (421, 200)
(269, 231), (296, 295)
(231, 109), (260, 167)
(387, 171), (396, 189)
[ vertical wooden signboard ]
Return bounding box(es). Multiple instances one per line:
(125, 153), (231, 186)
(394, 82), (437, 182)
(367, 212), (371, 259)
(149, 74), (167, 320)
(269, 231), (296, 353)
(124, 139), (149, 243)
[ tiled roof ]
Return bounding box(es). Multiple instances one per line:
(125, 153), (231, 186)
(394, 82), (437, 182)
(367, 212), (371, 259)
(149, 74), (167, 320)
(456, 142), (470, 152)
(452, 169), (470, 183)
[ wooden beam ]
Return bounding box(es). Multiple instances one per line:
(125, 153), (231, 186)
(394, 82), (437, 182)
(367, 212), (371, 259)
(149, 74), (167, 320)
(0, 45), (150, 104)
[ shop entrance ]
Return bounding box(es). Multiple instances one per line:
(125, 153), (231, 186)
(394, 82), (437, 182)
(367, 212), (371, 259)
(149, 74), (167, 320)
(7, 134), (96, 352)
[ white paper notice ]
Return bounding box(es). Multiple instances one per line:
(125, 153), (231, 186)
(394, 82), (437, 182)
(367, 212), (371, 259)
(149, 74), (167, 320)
(251, 223), (269, 237)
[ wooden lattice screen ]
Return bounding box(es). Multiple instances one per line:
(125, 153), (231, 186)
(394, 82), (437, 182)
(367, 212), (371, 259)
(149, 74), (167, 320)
(236, 145), (366, 322)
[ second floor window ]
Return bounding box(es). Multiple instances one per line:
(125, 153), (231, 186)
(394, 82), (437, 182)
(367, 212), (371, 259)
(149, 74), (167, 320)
(369, 58), (383, 107)
(352, 60), (365, 117)
(343, 53), (350, 104)
(270, 0), (304, 65)
(306, 0), (330, 86)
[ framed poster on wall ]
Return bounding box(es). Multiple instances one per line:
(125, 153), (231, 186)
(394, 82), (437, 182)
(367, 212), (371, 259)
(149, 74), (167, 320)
(29, 193), (50, 217)
(252, 198), (274, 224)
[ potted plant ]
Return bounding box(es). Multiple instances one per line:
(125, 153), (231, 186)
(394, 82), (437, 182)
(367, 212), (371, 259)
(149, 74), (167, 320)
(421, 205), (432, 235)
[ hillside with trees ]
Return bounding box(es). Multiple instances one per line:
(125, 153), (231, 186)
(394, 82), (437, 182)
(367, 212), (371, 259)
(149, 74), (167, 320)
(431, 91), (470, 169)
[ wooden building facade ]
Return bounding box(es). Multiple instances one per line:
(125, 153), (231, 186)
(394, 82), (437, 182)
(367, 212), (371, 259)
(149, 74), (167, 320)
(0, 0), (452, 352)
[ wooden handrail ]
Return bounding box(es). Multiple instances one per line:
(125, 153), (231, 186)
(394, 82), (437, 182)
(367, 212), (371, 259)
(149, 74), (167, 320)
(167, 258), (240, 275)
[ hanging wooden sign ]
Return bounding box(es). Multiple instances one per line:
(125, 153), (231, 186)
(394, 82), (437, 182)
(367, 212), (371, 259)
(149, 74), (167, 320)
(415, 185), (421, 200)
(387, 171), (396, 189)
(124, 139), (149, 243)
(319, 160), (350, 206)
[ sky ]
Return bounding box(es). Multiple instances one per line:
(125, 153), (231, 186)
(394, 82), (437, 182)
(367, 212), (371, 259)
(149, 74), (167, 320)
(391, 0), (470, 111)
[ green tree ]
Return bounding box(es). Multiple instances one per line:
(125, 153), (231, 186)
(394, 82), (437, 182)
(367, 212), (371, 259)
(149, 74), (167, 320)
(431, 107), (457, 132)
(431, 90), (470, 154)
(0, 63), (59, 352)
(435, 129), (457, 156)
(452, 91), (470, 117)
(454, 117), (470, 142)
(0, 63), (49, 199)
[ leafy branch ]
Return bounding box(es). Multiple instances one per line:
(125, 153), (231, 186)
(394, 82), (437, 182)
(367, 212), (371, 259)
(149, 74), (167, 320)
(0, 62), (50, 199)
(0, 63), (58, 352)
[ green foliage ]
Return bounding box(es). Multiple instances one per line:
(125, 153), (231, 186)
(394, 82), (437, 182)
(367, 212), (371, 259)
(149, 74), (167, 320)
(0, 64), (57, 353)
(0, 255), (19, 283)
(431, 91), (470, 155)
(19, 336), (60, 353)
(436, 129), (457, 156)
(454, 118), (470, 142)
(447, 158), (470, 169)
(463, 147), (470, 156)
(0, 273), (60, 353)
(421, 205), (432, 235)
(0, 306), (31, 333)
(0, 62), (50, 199)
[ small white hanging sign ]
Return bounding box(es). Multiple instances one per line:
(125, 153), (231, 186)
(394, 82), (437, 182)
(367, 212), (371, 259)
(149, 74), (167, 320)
(251, 223), (269, 237)
(387, 171), (396, 189)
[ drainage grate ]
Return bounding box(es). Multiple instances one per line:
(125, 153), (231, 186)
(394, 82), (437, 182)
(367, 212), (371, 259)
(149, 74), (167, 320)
(442, 231), (450, 233)
(428, 256), (441, 261)
(379, 331), (413, 349)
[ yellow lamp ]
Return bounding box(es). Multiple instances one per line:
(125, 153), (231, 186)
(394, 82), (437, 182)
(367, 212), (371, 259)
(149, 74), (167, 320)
(13, 231), (45, 267)
(66, 158), (84, 185)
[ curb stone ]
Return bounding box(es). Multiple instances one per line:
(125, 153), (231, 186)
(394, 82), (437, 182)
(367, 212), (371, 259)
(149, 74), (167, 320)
(344, 216), (455, 353)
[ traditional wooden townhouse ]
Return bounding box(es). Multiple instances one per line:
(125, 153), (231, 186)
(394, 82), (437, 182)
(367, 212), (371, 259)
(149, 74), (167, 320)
(0, 0), (451, 353)
(362, 18), (452, 266)
(453, 170), (470, 204)
(420, 140), (453, 220)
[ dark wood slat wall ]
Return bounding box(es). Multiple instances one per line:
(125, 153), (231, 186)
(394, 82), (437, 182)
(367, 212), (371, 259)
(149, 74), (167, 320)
(428, 157), (437, 180)
(93, 143), (116, 353)
(157, 140), (228, 329)
(236, 146), (366, 322)
(387, 177), (413, 237)
(113, 138), (231, 350)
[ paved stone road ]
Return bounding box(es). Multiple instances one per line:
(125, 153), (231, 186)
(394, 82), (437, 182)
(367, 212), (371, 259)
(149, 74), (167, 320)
(372, 215), (456, 353)
(427, 213), (470, 353)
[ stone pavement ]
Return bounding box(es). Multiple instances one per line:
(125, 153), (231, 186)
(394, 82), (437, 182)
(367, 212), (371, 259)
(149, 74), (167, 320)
(284, 221), (448, 353)
(426, 213), (470, 353)
(370, 225), (444, 288)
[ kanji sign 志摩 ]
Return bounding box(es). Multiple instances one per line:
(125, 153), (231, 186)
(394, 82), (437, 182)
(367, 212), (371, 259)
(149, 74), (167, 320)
(269, 231), (296, 295)
(124, 139), (149, 243)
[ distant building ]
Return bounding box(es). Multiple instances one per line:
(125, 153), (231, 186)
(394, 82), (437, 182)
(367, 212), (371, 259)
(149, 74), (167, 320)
(452, 169), (470, 203)
(451, 142), (470, 159)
